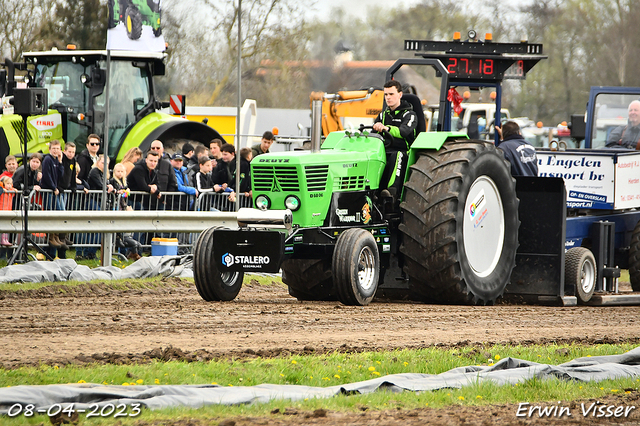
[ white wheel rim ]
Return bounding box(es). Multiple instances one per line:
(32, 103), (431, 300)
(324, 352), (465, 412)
(463, 176), (505, 278)
(357, 246), (376, 291)
(221, 271), (240, 288)
(580, 257), (596, 294)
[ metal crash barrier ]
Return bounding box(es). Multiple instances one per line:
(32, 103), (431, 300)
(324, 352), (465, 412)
(0, 189), (251, 259)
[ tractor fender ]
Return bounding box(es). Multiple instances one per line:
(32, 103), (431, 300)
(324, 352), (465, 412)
(407, 131), (469, 167)
(116, 112), (225, 161)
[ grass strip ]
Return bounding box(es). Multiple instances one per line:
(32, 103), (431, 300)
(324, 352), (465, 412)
(0, 343), (638, 424)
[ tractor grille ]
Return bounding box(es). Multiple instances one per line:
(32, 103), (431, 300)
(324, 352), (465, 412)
(335, 176), (366, 190)
(304, 165), (329, 191)
(252, 165), (300, 191)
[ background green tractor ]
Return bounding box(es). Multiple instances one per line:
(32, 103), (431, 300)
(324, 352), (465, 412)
(192, 35), (547, 306)
(0, 48), (221, 164)
(108, 0), (162, 40)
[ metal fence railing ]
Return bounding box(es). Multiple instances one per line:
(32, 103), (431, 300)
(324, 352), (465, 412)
(2, 189), (253, 258)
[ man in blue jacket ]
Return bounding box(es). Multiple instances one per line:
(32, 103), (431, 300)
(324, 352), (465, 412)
(495, 121), (538, 176)
(169, 153), (197, 211)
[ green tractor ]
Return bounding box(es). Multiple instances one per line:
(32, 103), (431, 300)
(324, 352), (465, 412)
(108, 0), (162, 40)
(0, 48), (222, 164)
(193, 34), (546, 306)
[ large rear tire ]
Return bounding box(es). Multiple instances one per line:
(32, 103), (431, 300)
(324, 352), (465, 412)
(282, 259), (334, 301)
(629, 220), (640, 291)
(332, 228), (380, 306)
(193, 227), (244, 301)
(399, 139), (519, 304)
(565, 247), (596, 303)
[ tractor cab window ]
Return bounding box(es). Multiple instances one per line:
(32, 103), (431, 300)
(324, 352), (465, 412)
(592, 93), (640, 149)
(35, 61), (90, 147)
(93, 60), (151, 158)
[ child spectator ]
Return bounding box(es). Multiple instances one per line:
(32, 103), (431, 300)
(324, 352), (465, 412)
(239, 147), (253, 163)
(0, 155), (18, 179)
(195, 156), (224, 194)
(110, 163), (142, 260)
(13, 153), (42, 192)
(0, 176), (16, 246)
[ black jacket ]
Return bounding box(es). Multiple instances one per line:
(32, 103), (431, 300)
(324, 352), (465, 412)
(156, 153), (177, 192)
(497, 134), (538, 177)
(373, 99), (418, 151)
(76, 149), (96, 183)
(40, 154), (64, 192)
(212, 157), (251, 193)
(60, 155), (78, 191)
(128, 161), (160, 209)
(13, 166), (40, 191)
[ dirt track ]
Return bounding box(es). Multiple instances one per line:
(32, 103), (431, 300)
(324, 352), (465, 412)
(2, 277), (640, 368)
(2, 277), (640, 425)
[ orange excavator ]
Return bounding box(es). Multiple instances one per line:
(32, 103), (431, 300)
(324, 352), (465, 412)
(310, 88), (385, 136)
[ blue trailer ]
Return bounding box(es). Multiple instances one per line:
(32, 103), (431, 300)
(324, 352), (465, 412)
(517, 87), (640, 305)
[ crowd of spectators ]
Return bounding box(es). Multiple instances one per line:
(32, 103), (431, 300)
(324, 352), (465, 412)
(0, 130), (276, 261)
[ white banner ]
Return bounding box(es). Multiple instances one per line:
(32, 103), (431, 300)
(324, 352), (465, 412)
(537, 152), (615, 209)
(106, 0), (165, 52)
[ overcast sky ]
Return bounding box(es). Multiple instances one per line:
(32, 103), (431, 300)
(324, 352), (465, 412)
(305, 0), (421, 20)
(304, 0), (530, 23)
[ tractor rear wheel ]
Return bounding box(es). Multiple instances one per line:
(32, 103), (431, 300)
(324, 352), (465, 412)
(565, 247), (596, 303)
(193, 227), (244, 301)
(125, 6), (143, 40)
(399, 139), (519, 304)
(332, 228), (380, 306)
(282, 259), (334, 301)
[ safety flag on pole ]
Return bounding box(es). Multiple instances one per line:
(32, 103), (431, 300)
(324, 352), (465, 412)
(106, 0), (166, 52)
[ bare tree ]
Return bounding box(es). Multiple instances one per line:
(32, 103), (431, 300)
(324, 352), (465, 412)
(0, 0), (57, 61)
(163, 0), (305, 106)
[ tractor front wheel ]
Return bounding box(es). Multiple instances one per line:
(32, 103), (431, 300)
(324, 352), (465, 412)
(193, 227), (244, 301)
(332, 228), (380, 306)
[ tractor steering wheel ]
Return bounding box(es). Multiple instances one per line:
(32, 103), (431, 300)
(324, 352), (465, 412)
(359, 124), (392, 147)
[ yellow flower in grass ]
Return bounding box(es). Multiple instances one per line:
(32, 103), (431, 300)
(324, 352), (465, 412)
(334, 374), (340, 379)
(495, 355), (500, 360)
(458, 396), (465, 400)
(136, 379), (144, 384)
(291, 360), (297, 364)
(368, 366), (376, 372)
(77, 380), (86, 384)
(372, 371), (381, 376)
(155, 379), (160, 384)
(122, 382), (130, 386)
(476, 395), (483, 399)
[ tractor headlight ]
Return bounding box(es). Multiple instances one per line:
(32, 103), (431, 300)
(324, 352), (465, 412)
(255, 195), (270, 210)
(284, 195), (301, 211)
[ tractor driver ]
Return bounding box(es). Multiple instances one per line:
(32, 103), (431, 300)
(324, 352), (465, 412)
(606, 100), (640, 149)
(373, 80), (418, 203)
